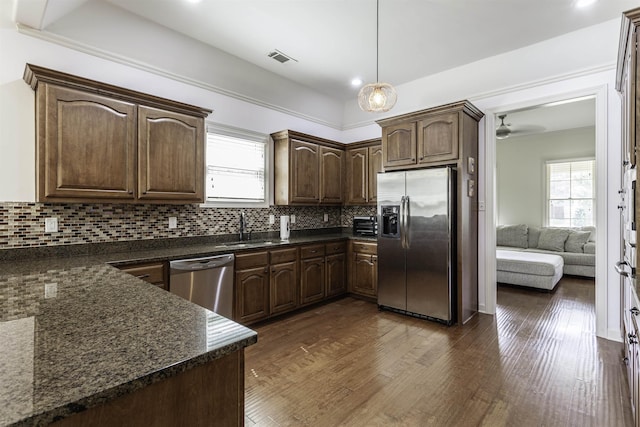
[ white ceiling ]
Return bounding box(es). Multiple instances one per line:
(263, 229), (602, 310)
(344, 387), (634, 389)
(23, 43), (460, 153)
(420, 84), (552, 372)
(6, 0), (630, 133)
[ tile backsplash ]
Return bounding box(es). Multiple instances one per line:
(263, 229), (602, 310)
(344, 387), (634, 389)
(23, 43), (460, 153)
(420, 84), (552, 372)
(0, 202), (376, 249)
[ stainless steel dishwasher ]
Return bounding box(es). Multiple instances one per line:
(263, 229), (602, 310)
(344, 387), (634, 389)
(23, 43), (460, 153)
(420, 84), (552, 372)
(169, 254), (235, 319)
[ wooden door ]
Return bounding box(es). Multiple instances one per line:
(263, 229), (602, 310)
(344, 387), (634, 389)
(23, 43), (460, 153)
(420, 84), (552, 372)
(352, 253), (377, 297)
(270, 261), (298, 315)
(382, 122), (416, 168)
(417, 112), (459, 165)
(38, 85), (136, 201)
(345, 147), (368, 205)
(235, 266), (269, 324)
(367, 145), (383, 204)
(137, 106), (204, 202)
(290, 139), (319, 203)
(325, 253), (347, 297)
(320, 146), (344, 204)
(300, 258), (326, 305)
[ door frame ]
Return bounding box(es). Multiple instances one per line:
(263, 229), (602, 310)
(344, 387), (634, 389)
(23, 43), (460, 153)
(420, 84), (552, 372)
(481, 84), (610, 339)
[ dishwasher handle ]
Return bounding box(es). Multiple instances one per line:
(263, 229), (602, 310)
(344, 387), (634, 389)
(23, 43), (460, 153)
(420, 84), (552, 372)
(170, 254), (235, 272)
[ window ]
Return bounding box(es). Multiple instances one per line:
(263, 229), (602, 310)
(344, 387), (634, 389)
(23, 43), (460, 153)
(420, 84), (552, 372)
(546, 159), (595, 227)
(205, 125), (269, 206)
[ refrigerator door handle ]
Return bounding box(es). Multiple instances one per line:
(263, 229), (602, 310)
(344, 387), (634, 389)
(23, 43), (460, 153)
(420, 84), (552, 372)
(404, 196), (410, 249)
(400, 196), (406, 249)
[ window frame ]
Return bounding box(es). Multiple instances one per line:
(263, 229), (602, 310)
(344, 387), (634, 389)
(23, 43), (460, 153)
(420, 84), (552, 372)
(201, 123), (273, 208)
(544, 157), (596, 228)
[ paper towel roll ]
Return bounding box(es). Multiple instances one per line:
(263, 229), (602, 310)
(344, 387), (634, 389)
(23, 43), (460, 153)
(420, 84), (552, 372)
(280, 215), (290, 240)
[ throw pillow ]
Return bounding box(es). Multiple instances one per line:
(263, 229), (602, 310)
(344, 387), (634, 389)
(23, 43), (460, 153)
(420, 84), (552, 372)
(580, 226), (596, 242)
(537, 228), (570, 252)
(528, 226), (541, 249)
(565, 230), (591, 253)
(496, 224), (528, 248)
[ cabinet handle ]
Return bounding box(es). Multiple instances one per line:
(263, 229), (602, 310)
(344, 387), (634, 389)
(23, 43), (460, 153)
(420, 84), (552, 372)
(310, 250), (317, 253)
(135, 274), (150, 279)
(264, 267), (268, 274)
(624, 356), (630, 365)
(419, 157), (424, 160)
(272, 268), (276, 273)
(629, 333), (638, 345)
(631, 307), (640, 316)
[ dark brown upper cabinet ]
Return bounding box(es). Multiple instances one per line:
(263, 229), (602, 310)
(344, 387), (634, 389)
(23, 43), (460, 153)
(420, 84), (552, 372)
(24, 64), (211, 204)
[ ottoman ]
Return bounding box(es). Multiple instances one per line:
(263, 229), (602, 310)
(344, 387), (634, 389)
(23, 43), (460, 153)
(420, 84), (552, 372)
(496, 249), (564, 291)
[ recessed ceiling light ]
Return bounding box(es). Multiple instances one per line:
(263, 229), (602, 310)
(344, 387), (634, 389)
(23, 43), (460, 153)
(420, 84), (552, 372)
(575, 0), (597, 8)
(185, 0), (202, 3)
(351, 78), (363, 87)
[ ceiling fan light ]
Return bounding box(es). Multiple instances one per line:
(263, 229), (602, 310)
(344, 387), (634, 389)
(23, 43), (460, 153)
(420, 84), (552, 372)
(496, 125), (511, 139)
(358, 82), (397, 112)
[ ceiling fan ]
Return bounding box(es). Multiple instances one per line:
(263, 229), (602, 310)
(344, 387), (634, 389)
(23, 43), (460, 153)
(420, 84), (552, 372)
(495, 114), (545, 139)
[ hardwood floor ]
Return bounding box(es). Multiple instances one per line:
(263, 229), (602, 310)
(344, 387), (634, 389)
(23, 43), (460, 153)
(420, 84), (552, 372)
(244, 277), (632, 426)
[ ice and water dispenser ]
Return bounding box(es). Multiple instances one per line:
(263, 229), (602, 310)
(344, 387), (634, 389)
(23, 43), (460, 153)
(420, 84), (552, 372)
(380, 205), (400, 238)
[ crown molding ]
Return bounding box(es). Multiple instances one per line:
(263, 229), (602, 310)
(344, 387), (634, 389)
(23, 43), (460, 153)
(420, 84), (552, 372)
(16, 24), (344, 130)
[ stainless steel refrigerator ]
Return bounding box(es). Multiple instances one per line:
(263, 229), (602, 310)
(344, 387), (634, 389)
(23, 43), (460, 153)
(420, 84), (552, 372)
(377, 167), (456, 324)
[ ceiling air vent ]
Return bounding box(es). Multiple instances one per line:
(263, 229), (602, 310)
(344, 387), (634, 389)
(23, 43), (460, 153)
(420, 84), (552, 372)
(268, 49), (297, 64)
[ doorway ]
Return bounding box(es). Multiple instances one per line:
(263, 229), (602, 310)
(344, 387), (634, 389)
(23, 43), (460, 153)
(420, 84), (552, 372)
(481, 85), (611, 339)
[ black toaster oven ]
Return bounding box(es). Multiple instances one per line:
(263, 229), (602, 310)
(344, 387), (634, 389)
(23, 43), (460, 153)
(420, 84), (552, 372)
(353, 216), (377, 237)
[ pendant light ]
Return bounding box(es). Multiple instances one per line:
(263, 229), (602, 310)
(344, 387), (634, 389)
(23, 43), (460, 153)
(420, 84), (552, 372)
(358, 0), (397, 113)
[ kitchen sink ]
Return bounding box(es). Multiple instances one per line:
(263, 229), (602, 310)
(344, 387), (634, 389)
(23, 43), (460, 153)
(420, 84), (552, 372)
(215, 240), (276, 249)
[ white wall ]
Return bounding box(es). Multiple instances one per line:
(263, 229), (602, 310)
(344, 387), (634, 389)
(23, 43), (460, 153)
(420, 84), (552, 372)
(496, 127), (596, 226)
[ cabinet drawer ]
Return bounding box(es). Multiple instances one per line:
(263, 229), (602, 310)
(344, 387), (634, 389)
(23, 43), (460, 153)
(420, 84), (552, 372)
(352, 241), (377, 255)
(235, 251), (269, 269)
(119, 263), (165, 284)
(300, 244), (326, 259)
(325, 241), (347, 255)
(270, 248), (297, 264)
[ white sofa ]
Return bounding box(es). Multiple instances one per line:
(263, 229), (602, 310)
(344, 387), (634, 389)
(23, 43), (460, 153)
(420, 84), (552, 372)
(496, 224), (596, 290)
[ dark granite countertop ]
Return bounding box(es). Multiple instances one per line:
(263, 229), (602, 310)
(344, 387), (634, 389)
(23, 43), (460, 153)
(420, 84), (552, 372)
(0, 231), (376, 426)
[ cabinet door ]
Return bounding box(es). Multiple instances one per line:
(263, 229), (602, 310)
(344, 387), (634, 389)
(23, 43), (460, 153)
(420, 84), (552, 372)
(39, 85), (136, 201)
(383, 123), (416, 168)
(320, 146), (344, 204)
(138, 106), (204, 202)
(326, 253), (347, 297)
(270, 261), (298, 315)
(367, 145), (383, 204)
(346, 147), (368, 205)
(352, 253), (377, 297)
(235, 266), (269, 324)
(417, 112), (459, 165)
(290, 139), (319, 203)
(119, 262), (167, 290)
(300, 257), (326, 305)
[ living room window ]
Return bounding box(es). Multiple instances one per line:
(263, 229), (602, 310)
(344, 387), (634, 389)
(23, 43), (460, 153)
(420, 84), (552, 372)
(546, 159), (595, 227)
(204, 125), (269, 207)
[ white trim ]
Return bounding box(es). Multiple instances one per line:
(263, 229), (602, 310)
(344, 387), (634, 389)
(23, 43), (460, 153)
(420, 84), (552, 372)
(17, 24), (342, 131)
(483, 84), (609, 339)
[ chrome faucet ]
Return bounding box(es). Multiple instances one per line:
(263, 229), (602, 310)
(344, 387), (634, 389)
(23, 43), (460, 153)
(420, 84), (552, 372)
(239, 211), (249, 241)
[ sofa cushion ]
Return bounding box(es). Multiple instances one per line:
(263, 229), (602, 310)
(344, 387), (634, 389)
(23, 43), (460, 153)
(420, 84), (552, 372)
(528, 226), (541, 249)
(565, 230), (591, 253)
(584, 242), (596, 255)
(497, 224), (528, 249)
(537, 228), (570, 252)
(525, 248), (595, 266)
(580, 226), (596, 242)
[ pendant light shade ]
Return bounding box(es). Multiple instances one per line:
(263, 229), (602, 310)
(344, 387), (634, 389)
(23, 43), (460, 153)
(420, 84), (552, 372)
(359, 0), (397, 112)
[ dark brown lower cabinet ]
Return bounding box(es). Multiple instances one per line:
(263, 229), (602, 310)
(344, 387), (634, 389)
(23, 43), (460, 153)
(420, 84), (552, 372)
(235, 251), (270, 324)
(118, 262), (168, 291)
(325, 253), (347, 297)
(349, 241), (378, 298)
(300, 257), (326, 306)
(269, 248), (298, 315)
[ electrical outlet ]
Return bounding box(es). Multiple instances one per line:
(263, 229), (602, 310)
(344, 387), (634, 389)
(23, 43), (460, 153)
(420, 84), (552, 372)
(269, 214), (275, 225)
(45, 217), (58, 233)
(44, 283), (58, 299)
(169, 217), (177, 229)
(323, 213), (328, 222)
(290, 214), (296, 224)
